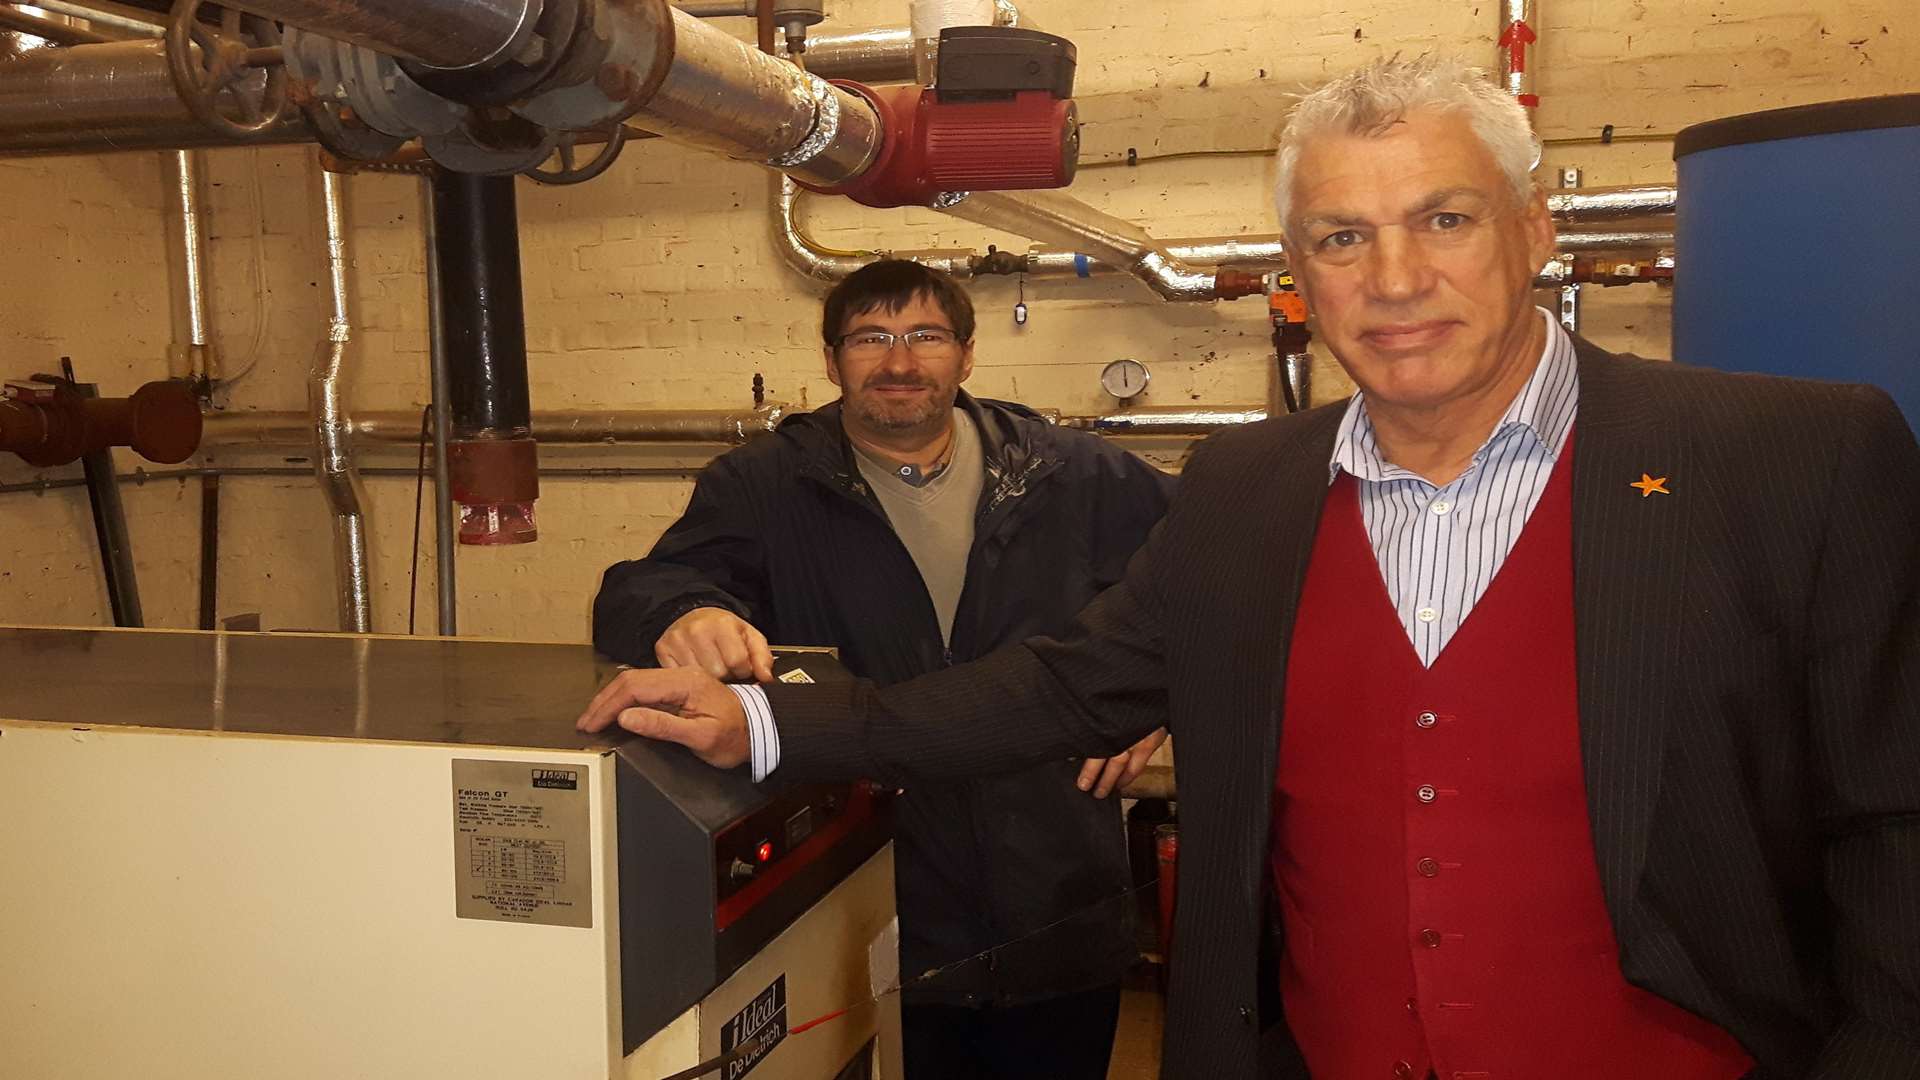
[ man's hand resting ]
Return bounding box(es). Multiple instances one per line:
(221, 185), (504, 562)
(1076, 727), (1168, 798)
(576, 667), (751, 769)
(656, 607), (775, 683)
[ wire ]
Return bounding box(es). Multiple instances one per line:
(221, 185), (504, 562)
(407, 404), (430, 635)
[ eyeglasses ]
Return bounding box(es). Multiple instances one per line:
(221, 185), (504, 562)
(836, 327), (962, 357)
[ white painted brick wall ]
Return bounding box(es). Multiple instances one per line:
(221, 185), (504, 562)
(1, 1), (1913, 640)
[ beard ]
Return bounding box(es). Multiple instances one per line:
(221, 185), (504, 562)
(846, 378), (954, 432)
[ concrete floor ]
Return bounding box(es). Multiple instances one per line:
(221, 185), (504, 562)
(1107, 989), (1165, 1080)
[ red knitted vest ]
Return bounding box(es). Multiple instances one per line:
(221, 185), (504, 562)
(1272, 446), (1752, 1079)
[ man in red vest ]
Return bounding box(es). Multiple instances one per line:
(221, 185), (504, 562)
(580, 56), (1920, 1079)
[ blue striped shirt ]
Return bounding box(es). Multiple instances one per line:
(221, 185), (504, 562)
(1328, 307), (1580, 667)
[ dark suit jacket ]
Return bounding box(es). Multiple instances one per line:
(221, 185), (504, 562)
(769, 342), (1920, 1078)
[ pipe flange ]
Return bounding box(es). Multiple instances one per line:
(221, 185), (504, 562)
(424, 113), (559, 175)
(767, 74), (840, 168)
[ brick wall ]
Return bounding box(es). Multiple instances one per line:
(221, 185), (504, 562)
(1, 1), (1914, 639)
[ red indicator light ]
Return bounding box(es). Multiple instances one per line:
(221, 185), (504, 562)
(756, 841), (773, 863)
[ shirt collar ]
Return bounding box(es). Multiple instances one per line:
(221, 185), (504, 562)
(1328, 307), (1580, 485)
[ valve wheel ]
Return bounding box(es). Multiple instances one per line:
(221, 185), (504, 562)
(165, 0), (289, 139)
(524, 122), (630, 186)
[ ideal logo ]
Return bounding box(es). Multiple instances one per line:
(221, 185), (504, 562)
(720, 975), (788, 1079)
(531, 768), (578, 790)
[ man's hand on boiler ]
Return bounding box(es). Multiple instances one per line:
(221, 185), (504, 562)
(576, 666), (751, 769)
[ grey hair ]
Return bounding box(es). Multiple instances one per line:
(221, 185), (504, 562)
(1272, 55), (1540, 234)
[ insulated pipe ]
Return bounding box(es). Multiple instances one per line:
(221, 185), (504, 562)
(229, 0), (538, 70)
(0, 39), (311, 155)
(0, 6), (112, 45)
(1498, 0), (1537, 108)
(202, 405), (791, 446)
(773, 174), (1673, 290)
(794, 1), (1021, 82)
(939, 189), (1248, 302)
(29, 0), (165, 37)
(166, 149), (216, 384)
(1058, 407), (1271, 435)
(310, 166), (373, 633)
(1547, 185), (1678, 222)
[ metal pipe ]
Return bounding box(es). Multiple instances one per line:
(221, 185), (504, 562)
(202, 405), (791, 446)
(940, 189), (1236, 302)
(802, 2), (1020, 82)
(420, 177), (457, 637)
(0, 463), (710, 497)
(1058, 407), (1270, 435)
(1498, 0), (1537, 107)
(198, 472), (219, 630)
(675, 0), (753, 14)
(1547, 185), (1678, 222)
(0, 6), (111, 45)
(798, 27), (912, 82)
(622, 7), (884, 189)
(311, 166), (372, 633)
(0, 40), (310, 155)
(65, 369), (146, 627)
(228, 0), (537, 69)
(166, 149), (216, 384)
(29, 0), (163, 36)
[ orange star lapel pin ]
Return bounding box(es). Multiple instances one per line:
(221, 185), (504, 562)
(1630, 473), (1671, 498)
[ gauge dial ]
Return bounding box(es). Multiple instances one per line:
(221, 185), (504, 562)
(1100, 358), (1151, 400)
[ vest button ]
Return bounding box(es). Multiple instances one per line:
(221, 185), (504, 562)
(1415, 711), (1438, 729)
(1419, 928), (1443, 948)
(1416, 857), (1441, 877)
(1416, 784), (1437, 803)
(1393, 1061), (1415, 1079)
(1238, 1005), (1253, 1025)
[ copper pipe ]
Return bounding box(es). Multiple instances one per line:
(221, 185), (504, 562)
(0, 6), (112, 45)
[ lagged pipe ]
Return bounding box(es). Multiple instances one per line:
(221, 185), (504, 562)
(228, 0), (539, 70)
(167, 149), (216, 383)
(309, 167), (373, 633)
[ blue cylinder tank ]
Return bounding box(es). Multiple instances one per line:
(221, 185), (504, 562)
(1673, 94), (1920, 429)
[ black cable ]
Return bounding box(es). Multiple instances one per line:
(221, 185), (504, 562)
(408, 404), (430, 635)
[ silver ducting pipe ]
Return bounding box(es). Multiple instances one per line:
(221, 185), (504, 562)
(940, 189), (1229, 302)
(625, 7), (883, 188)
(1548, 185), (1678, 222)
(776, 177), (1674, 291)
(0, 39), (311, 155)
(799, 27), (913, 82)
(309, 167), (373, 634)
(203, 405), (791, 447)
(166, 150), (216, 384)
(1058, 407), (1270, 435)
(29, 0), (164, 37)
(770, 174), (979, 281)
(801, 1), (1022, 82)
(230, 0), (538, 69)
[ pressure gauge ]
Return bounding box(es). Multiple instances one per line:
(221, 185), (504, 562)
(1100, 358), (1151, 401)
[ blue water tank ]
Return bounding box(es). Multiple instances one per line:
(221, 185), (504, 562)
(1673, 95), (1920, 429)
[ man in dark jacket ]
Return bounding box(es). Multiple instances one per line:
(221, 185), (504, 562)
(583, 60), (1920, 1078)
(591, 260), (1175, 1079)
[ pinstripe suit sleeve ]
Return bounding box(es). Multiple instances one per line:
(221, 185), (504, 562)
(1805, 387), (1920, 1077)
(763, 444), (1197, 787)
